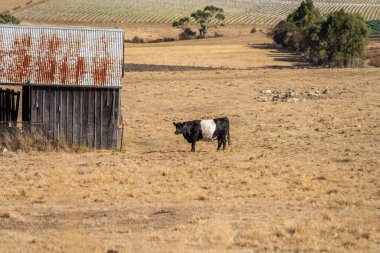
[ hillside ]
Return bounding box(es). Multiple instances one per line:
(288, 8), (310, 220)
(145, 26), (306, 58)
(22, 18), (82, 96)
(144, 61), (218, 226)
(13, 0), (380, 26)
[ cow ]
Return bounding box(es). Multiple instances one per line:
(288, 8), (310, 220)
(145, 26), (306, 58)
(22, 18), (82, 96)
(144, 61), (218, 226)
(173, 117), (230, 152)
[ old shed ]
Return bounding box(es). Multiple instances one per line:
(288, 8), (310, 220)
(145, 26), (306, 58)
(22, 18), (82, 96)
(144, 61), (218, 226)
(0, 25), (124, 149)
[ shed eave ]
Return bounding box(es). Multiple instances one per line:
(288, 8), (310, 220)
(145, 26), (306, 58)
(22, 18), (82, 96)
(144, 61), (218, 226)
(0, 81), (122, 89)
(0, 24), (125, 33)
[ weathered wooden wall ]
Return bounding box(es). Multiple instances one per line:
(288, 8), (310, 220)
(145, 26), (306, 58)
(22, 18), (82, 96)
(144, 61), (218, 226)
(22, 86), (122, 149)
(0, 88), (20, 124)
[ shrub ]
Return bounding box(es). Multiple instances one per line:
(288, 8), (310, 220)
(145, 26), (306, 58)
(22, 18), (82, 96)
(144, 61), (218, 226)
(131, 36), (144, 43)
(0, 13), (20, 24)
(0, 131), (52, 152)
(173, 17), (196, 40)
(179, 28), (196, 40)
(214, 32), (224, 37)
(149, 37), (176, 43)
(272, 20), (299, 48)
(369, 57), (380, 67)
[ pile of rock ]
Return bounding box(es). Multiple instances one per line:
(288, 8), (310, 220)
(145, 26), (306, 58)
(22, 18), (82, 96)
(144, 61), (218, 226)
(257, 88), (329, 103)
(306, 88), (329, 99)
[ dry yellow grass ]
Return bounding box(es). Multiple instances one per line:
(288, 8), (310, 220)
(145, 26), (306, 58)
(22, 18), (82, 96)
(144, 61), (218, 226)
(125, 30), (305, 69)
(0, 0), (44, 13)
(0, 30), (379, 252)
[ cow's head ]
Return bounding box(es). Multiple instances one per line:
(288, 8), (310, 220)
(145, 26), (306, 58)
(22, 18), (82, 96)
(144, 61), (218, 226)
(173, 122), (184, 135)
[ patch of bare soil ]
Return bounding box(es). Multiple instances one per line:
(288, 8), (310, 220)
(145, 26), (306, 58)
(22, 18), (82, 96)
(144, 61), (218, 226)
(0, 31), (379, 252)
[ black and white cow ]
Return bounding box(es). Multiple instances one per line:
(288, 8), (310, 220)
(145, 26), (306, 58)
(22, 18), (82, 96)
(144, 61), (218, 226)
(173, 117), (230, 152)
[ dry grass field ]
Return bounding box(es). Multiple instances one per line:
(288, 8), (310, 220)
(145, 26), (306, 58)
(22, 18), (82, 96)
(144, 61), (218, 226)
(12, 0), (380, 25)
(0, 30), (380, 252)
(0, 0), (44, 13)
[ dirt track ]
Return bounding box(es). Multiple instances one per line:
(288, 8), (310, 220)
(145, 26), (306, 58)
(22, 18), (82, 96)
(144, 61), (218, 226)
(0, 32), (379, 252)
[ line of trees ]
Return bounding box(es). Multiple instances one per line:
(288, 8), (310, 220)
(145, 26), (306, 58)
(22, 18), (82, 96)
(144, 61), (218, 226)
(272, 0), (369, 67)
(172, 6), (225, 40)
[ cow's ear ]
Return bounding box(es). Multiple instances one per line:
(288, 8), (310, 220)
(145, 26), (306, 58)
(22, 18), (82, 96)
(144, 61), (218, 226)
(173, 122), (177, 126)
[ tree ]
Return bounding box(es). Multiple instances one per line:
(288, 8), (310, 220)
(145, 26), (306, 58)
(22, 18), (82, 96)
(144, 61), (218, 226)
(172, 17), (196, 40)
(190, 6), (225, 37)
(273, 0), (322, 52)
(0, 13), (20, 24)
(271, 0), (368, 67)
(286, 0), (322, 30)
(273, 21), (300, 49)
(318, 9), (369, 67)
(304, 24), (326, 65)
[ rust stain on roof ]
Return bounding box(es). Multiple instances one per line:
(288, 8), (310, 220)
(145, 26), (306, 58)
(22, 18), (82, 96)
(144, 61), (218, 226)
(0, 25), (124, 87)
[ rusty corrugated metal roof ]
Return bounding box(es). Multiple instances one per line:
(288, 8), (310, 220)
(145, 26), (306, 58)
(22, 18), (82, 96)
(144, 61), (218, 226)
(0, 25), (124, 87)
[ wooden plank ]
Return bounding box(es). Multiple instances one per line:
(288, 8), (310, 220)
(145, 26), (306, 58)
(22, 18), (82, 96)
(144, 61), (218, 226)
(59, 88), (66, 143)
(10, 90), (14, 123)
(79, 89), (83, 145)
(30, 88), (36, 132)
(97, 89), (103, 149)
(104, 89), (110, 149)
(100, 89), (103, 148)
(87, 89), (95, 148)
(51, 88), (57, 140)
(115, 89), (121, 150)
(15, 91), (20, 123)
(66, 89), (73, 146)
(111, 89), (116, 149)
(73, 88), (80, 146)
(82, 89), (89, 146)
(106, 89), (114, 149)
(41, 88), (45, 125)
(93, 89), (97, 148)
(0, 89), (3, 122)
(94, 89), (99, 149)
(1, 90), (3, 123)
(5, 89), (9, 122)
(58, 89), (63, 143)
(22, 86), (31, 132)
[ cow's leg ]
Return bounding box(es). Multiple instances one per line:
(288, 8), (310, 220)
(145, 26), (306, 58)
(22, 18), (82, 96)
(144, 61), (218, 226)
(191, 142), (196, 152)
(218, 130), (227, 150)
(222, 137), (227, 150)
(217, 138), (223, 150)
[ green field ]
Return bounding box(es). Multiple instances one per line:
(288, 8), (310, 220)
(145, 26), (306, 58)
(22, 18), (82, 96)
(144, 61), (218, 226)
(15, 0), (380, 26)
(367, 20), (380, 34)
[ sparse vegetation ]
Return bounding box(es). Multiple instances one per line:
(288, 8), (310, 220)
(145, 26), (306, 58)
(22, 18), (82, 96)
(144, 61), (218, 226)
(149, 37), (176, 43)
(0, 13), (20, 24)
(0, 131), (51, 152)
